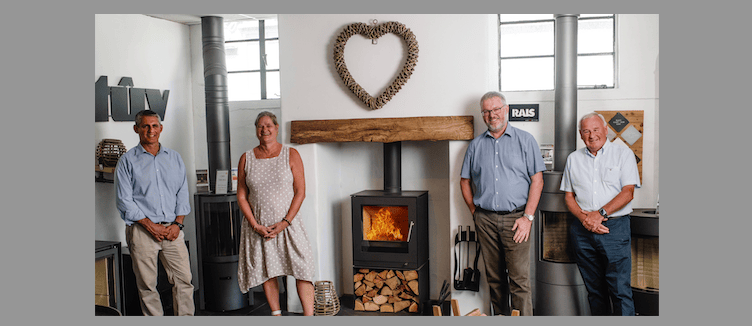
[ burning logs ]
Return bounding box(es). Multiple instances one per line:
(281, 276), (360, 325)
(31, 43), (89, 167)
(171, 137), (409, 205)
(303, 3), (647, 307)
(353, 269), (420, 313)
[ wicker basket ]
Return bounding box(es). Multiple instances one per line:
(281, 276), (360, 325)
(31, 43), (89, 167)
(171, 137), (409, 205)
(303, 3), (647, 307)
(96, 139), (126, 167)
(314, 280), (340, 316)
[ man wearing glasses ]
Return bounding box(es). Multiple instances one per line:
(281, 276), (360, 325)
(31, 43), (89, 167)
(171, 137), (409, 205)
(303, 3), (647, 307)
(460, 91), (545, 316)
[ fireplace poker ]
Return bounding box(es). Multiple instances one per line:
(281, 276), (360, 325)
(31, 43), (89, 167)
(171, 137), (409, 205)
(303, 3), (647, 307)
(439, 280), (450, 303)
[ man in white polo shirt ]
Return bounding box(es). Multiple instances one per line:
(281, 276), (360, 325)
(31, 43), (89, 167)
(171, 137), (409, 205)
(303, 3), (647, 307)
(560, 112), (641, 316)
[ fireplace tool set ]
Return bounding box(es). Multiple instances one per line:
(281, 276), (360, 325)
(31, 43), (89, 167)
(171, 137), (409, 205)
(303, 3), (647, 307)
(453, 225), (481, 291)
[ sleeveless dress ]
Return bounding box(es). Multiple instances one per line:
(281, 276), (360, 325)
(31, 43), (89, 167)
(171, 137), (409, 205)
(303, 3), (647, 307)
(237, 145), (315, 292)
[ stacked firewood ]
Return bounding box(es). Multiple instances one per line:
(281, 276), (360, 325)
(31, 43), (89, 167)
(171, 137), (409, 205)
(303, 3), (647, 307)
(353, 268), (420, 313)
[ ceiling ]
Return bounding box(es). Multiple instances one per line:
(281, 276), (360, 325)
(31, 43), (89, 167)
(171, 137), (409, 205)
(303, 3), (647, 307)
(144, 14), (277, 25)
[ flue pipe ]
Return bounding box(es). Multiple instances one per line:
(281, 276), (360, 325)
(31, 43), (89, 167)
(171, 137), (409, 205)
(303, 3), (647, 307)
(201, 16), (233, 193)
(553, 14), (579, 171)
(384, 142), (402, 193)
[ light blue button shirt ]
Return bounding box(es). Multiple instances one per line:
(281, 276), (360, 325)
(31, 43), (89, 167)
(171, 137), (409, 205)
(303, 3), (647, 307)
(461, 126), (545, 212)
(560, 140), (641, 217)
(115, 143), (191, 225)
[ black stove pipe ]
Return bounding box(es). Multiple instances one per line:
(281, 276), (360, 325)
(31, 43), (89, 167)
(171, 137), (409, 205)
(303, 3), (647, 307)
(384, 142), (402, 193)
(195, 16), (248, 313)
(201, 16), (232, 193)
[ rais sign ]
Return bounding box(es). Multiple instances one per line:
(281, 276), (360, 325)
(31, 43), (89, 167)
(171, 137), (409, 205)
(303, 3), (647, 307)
(508, 104), (539, 122)
(95, 76), (169, 122)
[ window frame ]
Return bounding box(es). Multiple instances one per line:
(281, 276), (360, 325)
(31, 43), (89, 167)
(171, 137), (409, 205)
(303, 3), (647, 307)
(225, 19), (280, 100)
(497, 14), (617, 92)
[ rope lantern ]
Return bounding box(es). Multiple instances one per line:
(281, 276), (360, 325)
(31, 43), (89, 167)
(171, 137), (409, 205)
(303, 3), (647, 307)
(96, 139), (126, 167)
(313, 280), (341, 316)
(333, 21), (419, 110)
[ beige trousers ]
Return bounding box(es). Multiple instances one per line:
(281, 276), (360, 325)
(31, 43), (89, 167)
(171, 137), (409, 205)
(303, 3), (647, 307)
(125, 224), (195, 316)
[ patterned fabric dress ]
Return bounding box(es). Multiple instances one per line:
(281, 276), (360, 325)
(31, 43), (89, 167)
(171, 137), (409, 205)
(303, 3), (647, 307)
(238, 145), (316, 292)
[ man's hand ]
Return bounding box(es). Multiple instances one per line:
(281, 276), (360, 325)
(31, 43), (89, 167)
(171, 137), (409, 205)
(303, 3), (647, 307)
(581, 210), (609, 234)
(164, 224), (181, 241)
(512, 217), (532, 243)
(138, 219), (169, 242)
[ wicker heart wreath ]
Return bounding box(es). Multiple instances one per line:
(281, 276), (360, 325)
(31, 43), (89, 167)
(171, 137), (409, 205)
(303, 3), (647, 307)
(333, 21), (419, 110)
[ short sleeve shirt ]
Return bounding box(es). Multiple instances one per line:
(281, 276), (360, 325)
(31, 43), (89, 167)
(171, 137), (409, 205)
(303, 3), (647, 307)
(560, 140), (641, 217)
(461, 126), (545, 212)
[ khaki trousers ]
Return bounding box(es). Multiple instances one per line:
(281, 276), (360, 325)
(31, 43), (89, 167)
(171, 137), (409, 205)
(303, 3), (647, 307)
(473, 209), (533, 316)
(125, 224), (195, 316)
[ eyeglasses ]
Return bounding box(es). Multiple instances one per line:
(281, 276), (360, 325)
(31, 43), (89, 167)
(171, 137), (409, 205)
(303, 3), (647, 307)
(481, 106), (506, 116)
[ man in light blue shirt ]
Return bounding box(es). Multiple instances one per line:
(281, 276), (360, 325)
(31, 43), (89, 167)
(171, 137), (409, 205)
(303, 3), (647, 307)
(460, 91), (545, 316)
(560, 112), (641, 316)
(115, 110), (194, 315)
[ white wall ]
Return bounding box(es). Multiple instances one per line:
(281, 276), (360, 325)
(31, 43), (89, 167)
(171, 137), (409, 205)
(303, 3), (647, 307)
(94, 14), (199, 284)
(278, 14), (497, 313)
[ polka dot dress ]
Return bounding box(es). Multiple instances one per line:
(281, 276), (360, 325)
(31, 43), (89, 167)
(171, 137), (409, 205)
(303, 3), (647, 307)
(237, 145), (315, 292)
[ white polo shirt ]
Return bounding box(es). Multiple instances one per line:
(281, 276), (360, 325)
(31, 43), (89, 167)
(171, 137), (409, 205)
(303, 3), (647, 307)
(559, 140), (641, 217)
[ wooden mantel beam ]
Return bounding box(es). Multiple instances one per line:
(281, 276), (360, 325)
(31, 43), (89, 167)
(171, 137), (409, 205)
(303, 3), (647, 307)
(290, 116), (475, 144)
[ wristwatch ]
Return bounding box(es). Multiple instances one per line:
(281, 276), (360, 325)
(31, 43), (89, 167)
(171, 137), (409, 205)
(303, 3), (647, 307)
(524, 213), (535, 221)
(598, 208), (608, 218)
(172, 221), (184, 230)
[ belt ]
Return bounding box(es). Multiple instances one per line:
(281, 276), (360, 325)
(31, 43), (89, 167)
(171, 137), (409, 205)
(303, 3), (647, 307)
(158, 221), (174, 226)
(475, 205), (526, 216)
(606, 214), (628, 220)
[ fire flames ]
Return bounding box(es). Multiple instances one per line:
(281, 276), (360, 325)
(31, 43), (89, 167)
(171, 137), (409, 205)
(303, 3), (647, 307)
(364, 206), (408, 241)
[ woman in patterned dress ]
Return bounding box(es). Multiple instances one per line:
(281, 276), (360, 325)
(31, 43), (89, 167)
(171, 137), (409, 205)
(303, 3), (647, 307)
(236, 112), (315, 316)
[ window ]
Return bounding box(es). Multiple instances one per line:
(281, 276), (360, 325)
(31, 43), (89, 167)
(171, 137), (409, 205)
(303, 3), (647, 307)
(224, 18), (280, 101)
(498, 14), (615, 92)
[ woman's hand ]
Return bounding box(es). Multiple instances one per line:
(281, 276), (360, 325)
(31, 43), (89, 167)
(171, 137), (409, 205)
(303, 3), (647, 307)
(264, 221), (289, 240)
(252, 224), (273, 239)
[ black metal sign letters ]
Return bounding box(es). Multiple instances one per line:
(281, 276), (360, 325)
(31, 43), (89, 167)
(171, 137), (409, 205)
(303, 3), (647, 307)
(95, 76), (169, 122)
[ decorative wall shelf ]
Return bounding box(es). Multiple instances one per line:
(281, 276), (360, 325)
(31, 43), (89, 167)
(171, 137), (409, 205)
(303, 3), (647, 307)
(290, 116), (474, 144)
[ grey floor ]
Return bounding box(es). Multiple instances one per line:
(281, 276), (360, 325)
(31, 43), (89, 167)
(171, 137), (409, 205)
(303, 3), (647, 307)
(196, 292), (418, 316)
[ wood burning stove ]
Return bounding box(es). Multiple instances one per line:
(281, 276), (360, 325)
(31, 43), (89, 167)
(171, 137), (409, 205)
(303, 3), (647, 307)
(534, 14), (590, 316)
(350, 142), (430, 313)
(351, 190), (428, 270)
(631, 208), (659, 316)
(194, 16), (248, 312)
(535, 171), (590, 316)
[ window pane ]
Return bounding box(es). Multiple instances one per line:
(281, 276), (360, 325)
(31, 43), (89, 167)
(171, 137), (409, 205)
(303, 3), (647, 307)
(266, 71), (281, 99)
(224, 20), (259, 41)
(226, 42), (260, 72)
(500, 14), (553, 22)
(264, 18), (278, 39)
(578, 55), (614, 88)
(501, 57), (554, 91)
(228, 72), (261, 101)
(265, 40), (279, 69)
(578, 18), (613, 54)
(500, 21), (554, 57)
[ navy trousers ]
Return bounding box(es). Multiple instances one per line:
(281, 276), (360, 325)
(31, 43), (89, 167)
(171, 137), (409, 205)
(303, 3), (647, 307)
(570, 215), (635, 316)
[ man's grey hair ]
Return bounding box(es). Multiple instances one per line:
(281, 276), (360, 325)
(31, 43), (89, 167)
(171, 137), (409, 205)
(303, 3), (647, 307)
(255, 111), (279, 127)
(480, 91), (507, 109)
(134, 110), (162, 126)
(578, 112), (607, 130)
